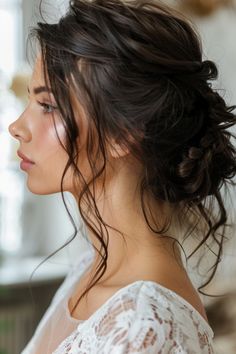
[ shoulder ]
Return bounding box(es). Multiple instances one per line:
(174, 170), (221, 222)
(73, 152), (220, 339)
(53, 281), (214, 354)
(90, 281), (214, 353)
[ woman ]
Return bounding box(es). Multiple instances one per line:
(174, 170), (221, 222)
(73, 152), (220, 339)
(9, 0), (236, 353)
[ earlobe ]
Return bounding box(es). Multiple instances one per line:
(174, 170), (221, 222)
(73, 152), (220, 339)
(108, 139), (130, 159)
(108, 130), (144, 159)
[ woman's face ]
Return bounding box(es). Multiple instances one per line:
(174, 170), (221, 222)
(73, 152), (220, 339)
(8, 58), (76, 195)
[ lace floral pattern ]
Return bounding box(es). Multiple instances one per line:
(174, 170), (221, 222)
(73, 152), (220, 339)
(53, 280), (214, 353)
(21, 248), (215, 354)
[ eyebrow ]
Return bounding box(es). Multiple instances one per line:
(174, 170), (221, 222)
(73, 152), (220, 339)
(27, 86), (53, 95)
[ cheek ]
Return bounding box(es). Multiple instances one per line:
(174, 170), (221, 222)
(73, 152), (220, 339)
(27, 120), (71, 194)
(26, 154), (73, 195)
(34, 118), (67, 162)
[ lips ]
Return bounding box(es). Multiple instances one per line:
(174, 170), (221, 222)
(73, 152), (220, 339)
(17, 150), (35, 164)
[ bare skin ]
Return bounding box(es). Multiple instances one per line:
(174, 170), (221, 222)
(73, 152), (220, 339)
(68, 156), (209, 324)
(68, 243), (209, 323)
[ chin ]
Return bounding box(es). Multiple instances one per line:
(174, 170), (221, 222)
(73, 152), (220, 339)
(26, 179), (61, 195)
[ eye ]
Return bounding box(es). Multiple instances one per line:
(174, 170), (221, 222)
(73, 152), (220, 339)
(38, 102), (58, 114)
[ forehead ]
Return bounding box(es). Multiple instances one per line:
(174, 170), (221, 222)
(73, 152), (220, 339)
(29, 56), (88, 121)
(30, 56), (47, 88)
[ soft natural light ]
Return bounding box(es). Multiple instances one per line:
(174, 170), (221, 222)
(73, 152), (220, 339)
(0, 167), (24, 254)
(0, 1), (23, 256)
(0, 3), (22, 79)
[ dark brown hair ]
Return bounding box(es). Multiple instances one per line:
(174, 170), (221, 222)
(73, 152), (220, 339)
(31, 0), (236, 312)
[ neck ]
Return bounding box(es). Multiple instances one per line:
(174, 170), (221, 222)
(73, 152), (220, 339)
(74, 156), (183, 286)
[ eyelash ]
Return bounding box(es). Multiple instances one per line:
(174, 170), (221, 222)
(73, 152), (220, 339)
(38, 102), (58, 114)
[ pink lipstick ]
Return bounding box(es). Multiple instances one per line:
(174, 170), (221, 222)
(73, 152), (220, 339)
(17, 150), (35, 171)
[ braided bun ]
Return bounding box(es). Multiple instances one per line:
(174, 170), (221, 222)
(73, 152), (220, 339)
(176, 58), (236, 201)
(147, 58), (236, 204)
(178, 126), (235, 200)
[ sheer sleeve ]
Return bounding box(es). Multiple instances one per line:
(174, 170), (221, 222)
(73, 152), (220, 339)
(50, 247), (94, 306)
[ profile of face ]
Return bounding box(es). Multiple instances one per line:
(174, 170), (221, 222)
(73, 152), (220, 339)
(8, 58), (76, 195)
(9, 55), (133, 198)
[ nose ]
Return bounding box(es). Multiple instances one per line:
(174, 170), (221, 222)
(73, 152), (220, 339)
(9, 120), (20, 139)
(8, 116), (31, 143)
(8, 121), (16, 138)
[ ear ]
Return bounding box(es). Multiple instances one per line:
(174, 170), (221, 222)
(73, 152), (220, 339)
(107, 130), (144, 159)
(107, 138), (130, 159)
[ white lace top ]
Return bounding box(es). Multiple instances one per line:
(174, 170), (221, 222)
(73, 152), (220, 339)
(21, 247), (215, 354)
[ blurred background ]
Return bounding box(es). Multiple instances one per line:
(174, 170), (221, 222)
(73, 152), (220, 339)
(0, 0), (236, 353)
